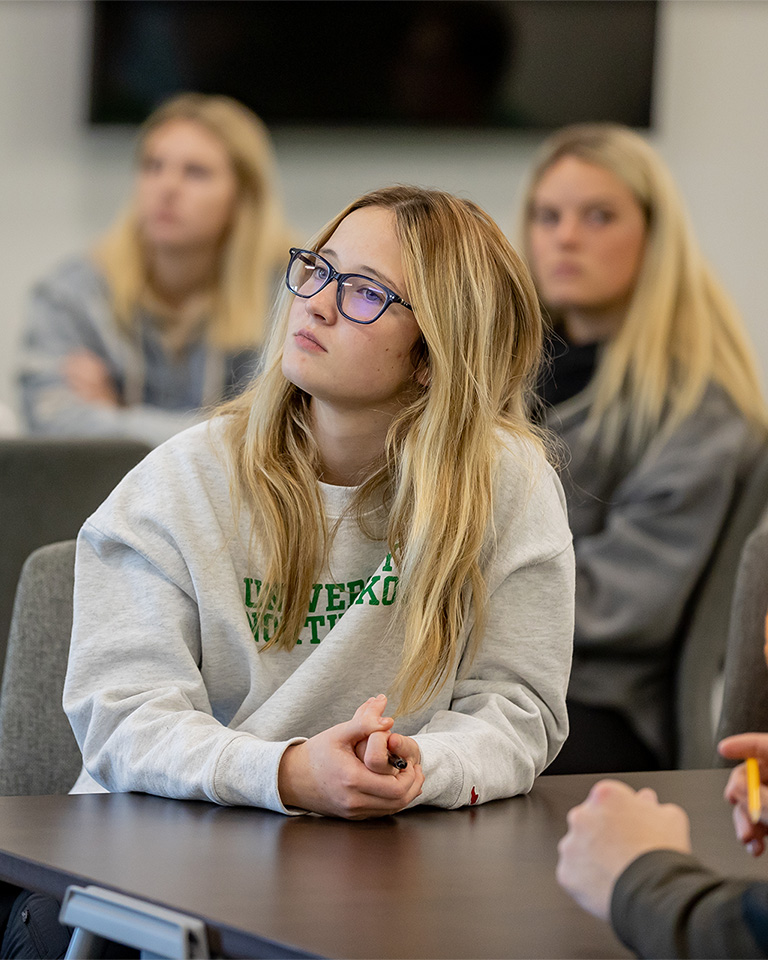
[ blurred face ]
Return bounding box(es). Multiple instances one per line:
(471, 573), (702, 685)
(281, 205), (422, 415)
(136, 119), (238, 252)
(527, 156), (647, 319)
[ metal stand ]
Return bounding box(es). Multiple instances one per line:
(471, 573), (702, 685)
(60, 884), (210, 959)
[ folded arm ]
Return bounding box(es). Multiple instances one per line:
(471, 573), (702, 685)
(573, 407), (751, 655)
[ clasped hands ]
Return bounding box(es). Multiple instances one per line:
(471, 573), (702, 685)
(556, 732), (768, 921)
(278, 694), (424, 819)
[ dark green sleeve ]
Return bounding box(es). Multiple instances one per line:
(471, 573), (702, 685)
(610, 849), (768, 959)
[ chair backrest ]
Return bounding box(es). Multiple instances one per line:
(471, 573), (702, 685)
(715, 509), (768, 755)
(0, 540), (82, 796)
(675, 443), (768, 768)
(0, 437), (150, 678)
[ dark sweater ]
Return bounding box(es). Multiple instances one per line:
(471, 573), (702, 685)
(537, 328), (599, 410)
(612, 848), (768, 958)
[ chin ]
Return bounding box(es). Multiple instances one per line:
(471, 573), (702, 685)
(543, 292), (595, 312)
(281, 357), (311, 396)
(142, 225), (204, 250)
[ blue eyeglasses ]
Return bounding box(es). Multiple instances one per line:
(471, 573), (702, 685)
(286, 248), (413, 324)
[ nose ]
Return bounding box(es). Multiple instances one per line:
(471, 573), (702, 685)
(152, 165), (183, 198)
(553, 212), (580, 246)
(304, 278), (340, 325)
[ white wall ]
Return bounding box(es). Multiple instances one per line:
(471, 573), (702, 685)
(0, 0), (767, 412)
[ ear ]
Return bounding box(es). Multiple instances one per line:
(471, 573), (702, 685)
(414, 360), (431, 388)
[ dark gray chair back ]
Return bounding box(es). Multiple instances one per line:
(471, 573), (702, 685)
(675, 445), (768, 768)
(0, 540), (82, 795)
(0, 438), (150, 678)
(715, 510), (768, 754)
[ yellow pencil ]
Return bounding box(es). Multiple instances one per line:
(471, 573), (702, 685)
(747, 757), (762, 825)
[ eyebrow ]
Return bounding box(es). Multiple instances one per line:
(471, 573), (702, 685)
(319, 246), (403, 296)
(532, 195), (622, 209)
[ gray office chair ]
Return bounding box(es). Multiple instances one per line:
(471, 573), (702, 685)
(675, 445), (768, 768)
(714, 508), (768, 756)
(0, 540), (82, 796)
(0, 437), (150, 679)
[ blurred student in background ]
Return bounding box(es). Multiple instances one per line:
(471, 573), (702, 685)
(18, 93), (291, 447)
(519, 123), (767, 773)
(557, 733), (768, 958)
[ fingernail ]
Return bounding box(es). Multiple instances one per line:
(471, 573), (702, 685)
(748, 840), (761, 856)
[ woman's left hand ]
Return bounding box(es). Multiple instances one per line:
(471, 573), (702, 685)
(63, 350), (121, 407)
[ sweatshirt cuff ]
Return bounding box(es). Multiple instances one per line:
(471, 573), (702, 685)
(212, 733), (307, 814)
(410, 734), (464, 808)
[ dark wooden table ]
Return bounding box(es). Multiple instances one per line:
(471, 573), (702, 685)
(0, 769), (763, 958)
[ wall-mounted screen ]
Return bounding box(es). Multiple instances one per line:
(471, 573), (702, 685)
(89, 0), (657, 129)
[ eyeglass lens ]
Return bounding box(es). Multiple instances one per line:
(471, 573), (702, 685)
(288, 251), (390, 323)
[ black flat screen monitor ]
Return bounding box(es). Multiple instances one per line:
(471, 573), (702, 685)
(89, 0), (657, 129)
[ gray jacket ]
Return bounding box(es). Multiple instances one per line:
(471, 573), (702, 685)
(17, 257), (258, 447)
(546, 384), (760, 764)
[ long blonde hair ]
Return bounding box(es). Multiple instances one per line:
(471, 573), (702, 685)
(94, 93), (291, 350)
(221, 185), (545, 714)
(519, 123), (767, 454)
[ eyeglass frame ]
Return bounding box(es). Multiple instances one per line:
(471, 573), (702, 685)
(285, 247), (413, 325)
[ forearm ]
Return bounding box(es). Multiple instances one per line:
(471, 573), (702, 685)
(22, 379), (202, 446)
(409, 549), (574, 809)
(405, 543), (574, 808)
(65, 526), (300, 813)
(75, 699), (300, 812)
(612, 849), (767, 959)
(573, 416), (749, 655)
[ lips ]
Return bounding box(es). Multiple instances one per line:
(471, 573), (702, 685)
(152, 210), (179, 224)
(294, 328), (326, 351)
(550, 262), (583, 279)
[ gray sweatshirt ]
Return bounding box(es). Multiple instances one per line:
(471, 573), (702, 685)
(17, 257), (259, 447)
(63, 419), (575, 813)
(546, 383), (760, 764)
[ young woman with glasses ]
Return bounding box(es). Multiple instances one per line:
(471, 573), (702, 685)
(17, 93), (291, 447)
(519, 124), (768, 774)
(57, 184), (574, 822)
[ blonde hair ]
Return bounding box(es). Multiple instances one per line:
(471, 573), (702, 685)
(519, 123), (767, 454)
(220, 185), (545, 715)
(94, 93), (291, 350)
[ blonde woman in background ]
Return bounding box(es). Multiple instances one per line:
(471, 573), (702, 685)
(18, 93), (291, 447)
(520, 123), (767, 774)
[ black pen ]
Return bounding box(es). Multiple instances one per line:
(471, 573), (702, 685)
(388, 752), (407, 770)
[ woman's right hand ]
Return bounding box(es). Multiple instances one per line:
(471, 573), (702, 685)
(719, 733), (768, 855)
(277, 694), (424, 819)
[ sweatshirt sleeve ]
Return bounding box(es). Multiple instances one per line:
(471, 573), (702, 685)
(18, 262), (204, 446)
(410, 462), (575, 808)
(572, 399), (752, 656)
(611, 849), (768, 959)
(63, 522), (303, 814)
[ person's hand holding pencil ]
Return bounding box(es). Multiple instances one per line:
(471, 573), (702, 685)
(717, 614), (768, 857)
(720, 734), (768, 855)
(717, 604), (768, 854)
